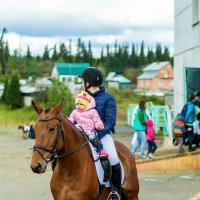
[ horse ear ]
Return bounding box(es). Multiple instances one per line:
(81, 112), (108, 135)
(53, 98), (64, 114)
(32, 100), (44, 115)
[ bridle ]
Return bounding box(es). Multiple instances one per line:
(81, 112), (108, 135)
(31, 116), (88, 163)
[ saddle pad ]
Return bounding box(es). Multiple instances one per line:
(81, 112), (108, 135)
(88, 142), (124, 187)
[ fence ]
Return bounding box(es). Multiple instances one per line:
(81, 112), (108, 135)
(127, 103), (174, 136)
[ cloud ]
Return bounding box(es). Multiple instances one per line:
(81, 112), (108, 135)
(0, 0), (174, 56)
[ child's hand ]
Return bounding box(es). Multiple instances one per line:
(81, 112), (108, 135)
(96, 122), (104, 130)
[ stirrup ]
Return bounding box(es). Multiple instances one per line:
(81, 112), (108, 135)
(107, 190), (121, 200)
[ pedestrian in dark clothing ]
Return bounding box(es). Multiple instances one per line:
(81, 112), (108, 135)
(183, 94), (196, 152)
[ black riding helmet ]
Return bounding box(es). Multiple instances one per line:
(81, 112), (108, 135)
(78, 67), (102, 90)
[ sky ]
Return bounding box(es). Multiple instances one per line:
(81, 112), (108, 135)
(0, 0), (174, 57)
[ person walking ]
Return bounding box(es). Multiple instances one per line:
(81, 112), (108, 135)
(131, 100), (148, 159)
(173, 114), (185, 154)
(145, 119), (157, 158)
(193, 112), (200, 148)
(183, 94), (196, 152)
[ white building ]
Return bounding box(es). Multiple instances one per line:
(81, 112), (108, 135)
(174, 0), (200, 115)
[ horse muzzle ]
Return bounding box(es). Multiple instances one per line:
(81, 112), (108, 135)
(31, 162), (47, 174)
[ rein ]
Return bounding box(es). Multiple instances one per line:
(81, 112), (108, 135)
(31, 116), (88, 163)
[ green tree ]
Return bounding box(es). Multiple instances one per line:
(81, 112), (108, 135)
(139, 41), (146, 66)
(26, 45), (32, 59)
(0, 28), (8, 75)
(162, 46), (170, 61)
(42, 45), (50, 61)
(47, 79), (73, 115)
(155, 43), (162, 61)
(75, 38), (82, 62)
(51, 45), (58, 61)
(147, 47), (155, 64)
(6, 72), (23, 108)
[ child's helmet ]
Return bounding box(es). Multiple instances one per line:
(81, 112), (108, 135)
(79, 67), (102, 86)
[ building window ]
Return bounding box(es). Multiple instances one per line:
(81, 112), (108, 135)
(192, 0), (199, 26)
(158, 79), (163, 86)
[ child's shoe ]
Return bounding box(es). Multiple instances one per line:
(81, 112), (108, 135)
(99, 149), (108, 158)
(148, 153), (155, 158)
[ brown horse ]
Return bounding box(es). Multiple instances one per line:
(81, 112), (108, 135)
(30, 100), (139, 200)
(18, 125), (28, 139)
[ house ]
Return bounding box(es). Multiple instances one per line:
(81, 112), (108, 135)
(174, 0), (200, 115)
(51, 63), (90, 92)
(20, 86), (40, 106)
(137, 62), (174, 92)
(105, 72), (132, 90)
(51, 63), (90, 82)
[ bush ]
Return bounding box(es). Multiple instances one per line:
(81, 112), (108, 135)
(47, 79), (74, 115)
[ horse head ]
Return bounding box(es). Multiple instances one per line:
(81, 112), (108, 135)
(30, 99), (65, 174)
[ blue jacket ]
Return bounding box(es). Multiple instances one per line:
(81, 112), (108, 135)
(185, 101), (195, 123)
(89, 87), (116, 138)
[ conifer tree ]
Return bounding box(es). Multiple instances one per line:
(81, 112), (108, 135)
(6, 72), (23, 108)
(26, 45), (32, 59)
(162, 46), (170, 61)
(42, 45), (50, 61)
(88, 41), (93, 65)
(147, 47), (155, 64)
(51, 45), (58, 61)
(155, 43), (162, 61)
(139, 41), (146, 66)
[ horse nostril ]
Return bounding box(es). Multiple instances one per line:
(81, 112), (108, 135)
(31, 163), (42, 173)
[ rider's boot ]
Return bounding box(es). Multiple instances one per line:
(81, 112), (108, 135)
(111, 163), (121, 200)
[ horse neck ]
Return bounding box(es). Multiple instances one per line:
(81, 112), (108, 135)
(58, 116), (88, 170)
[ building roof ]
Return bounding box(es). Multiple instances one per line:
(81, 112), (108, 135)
(111, 74), (131, 83)
(55, 63), (90, 76)
(137, 61), (170, 79)
(105, 72), (116, 81)
(143, 61), (170, 71)
(137, 71), (158, 79)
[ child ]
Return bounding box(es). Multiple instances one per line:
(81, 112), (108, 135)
(193, 112), (200, 148)
(173, 114), (185, 154)
(145, 119), (157, 158)
(68, 90), (108, 158)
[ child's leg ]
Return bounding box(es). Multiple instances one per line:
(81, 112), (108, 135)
(147, 140), (151, 154)
(90, 136), (108, 157)
(151, 141), (157, 154)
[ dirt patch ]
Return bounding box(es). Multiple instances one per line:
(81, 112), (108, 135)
(1, 125), (200, 200)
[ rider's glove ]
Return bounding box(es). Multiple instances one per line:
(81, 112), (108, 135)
(86, 131), (96, 140)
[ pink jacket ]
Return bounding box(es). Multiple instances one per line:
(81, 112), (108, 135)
(145, 119), (156, 141)
(68, 96), (104, 132)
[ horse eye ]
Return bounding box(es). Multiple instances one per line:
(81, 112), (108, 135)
(49, 127), (55, 133)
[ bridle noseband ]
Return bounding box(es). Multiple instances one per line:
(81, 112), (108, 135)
(31, 116), (88, 163)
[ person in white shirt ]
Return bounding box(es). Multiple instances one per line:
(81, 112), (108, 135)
(193, 112), (200, 148)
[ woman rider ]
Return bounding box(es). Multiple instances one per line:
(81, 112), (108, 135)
(79, 67), (121, 200)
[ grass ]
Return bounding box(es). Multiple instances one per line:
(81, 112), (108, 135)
(0, 104), (37, 125)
